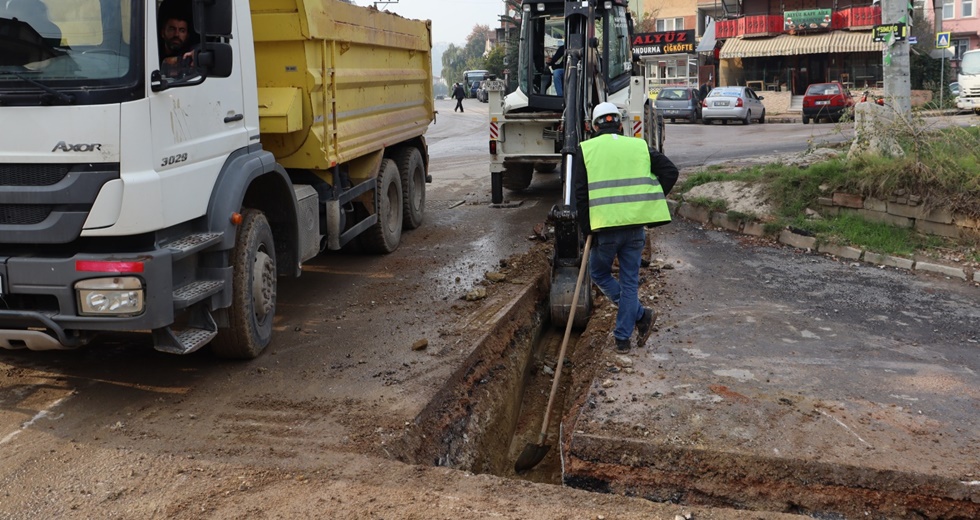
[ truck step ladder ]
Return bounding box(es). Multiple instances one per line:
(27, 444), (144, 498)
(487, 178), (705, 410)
(153, 305), (218, 355)
(172, 280), (225, 309)
(161, 232), (223, 261)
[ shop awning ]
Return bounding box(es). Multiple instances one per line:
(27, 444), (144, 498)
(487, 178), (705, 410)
(720, 31), (879, 59)
(831, 31), (881, 53)
(696, 20), (716, 53)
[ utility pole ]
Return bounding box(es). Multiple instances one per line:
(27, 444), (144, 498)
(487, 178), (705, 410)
(934, 0), (944, 107)
(881, 0), (912, 117)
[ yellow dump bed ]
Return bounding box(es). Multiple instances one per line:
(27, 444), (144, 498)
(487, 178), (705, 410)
(250, 0), (433, 175)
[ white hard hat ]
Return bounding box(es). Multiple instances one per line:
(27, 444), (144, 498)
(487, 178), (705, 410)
(592, 102), (620, 126)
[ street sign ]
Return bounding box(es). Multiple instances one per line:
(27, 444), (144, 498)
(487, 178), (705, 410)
(936, 31), (951, 49)
(908, 36), (917, 44)
(872, 23), (907, 42)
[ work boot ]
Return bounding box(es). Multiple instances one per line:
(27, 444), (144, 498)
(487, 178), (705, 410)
(635, 307), (657, 348)
(614, 337), (631, 354)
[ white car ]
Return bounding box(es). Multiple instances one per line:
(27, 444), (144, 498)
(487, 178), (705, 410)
(702, 86), (766, 125)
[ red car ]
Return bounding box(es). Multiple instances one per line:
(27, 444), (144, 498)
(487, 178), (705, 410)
(802, 82), (855, 124)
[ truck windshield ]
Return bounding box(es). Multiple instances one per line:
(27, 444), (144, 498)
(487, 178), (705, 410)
(0, 0), (141, 102)
(961, 51), (980, 76)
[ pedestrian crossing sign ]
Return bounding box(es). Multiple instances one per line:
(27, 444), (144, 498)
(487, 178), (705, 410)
(936, 32), (951, 48)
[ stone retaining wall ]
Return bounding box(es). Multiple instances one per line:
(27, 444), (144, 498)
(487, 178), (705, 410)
(817, 191), (980, 240)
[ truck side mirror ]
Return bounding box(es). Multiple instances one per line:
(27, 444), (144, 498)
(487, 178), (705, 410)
(195, 43), (233, 78)
(194, 0), (232, 37)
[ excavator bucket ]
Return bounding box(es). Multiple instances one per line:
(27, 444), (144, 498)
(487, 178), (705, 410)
(550, 264), (592, 328)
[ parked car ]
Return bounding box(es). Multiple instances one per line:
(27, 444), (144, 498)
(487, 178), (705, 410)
(701, 86), (766, 125)
(476, 81), (489, 103)
(801, 82), (855, 124)
(654, 87), (702, 123)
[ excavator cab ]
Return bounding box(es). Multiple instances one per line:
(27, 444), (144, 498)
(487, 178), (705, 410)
(518, 8), (565, 112)
(514, 0), (634, 115)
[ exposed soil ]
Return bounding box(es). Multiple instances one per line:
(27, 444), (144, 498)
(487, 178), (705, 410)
(0, 237), (807, 520)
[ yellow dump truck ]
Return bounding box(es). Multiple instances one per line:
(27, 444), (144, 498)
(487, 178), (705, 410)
(0, 0), (434, 357)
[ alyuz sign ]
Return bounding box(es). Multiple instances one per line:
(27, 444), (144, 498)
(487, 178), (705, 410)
(632, 30), (696, 56)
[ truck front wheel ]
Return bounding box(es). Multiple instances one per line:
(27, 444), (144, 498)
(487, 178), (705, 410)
(211, 209), (276, 359)
(361, 159), (403, 253)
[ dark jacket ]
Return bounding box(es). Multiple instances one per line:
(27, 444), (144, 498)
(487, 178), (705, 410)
(452, 84), (465, 100)
(573, 127), (679, 234)
(550, 45), (566, 70)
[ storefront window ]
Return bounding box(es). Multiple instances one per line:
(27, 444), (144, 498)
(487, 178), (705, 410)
(644, 54), (697, 96)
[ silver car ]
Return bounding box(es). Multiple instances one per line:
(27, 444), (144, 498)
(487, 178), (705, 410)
(701, 86), (766, 125)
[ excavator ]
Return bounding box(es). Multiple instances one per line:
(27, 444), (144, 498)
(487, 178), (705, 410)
(485, 0), (664, 327)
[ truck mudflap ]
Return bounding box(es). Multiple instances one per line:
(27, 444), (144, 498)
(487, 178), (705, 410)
(0, 244), (188, 351)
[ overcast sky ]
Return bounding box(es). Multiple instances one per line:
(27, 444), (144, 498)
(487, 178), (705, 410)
(366, 0), (507, 46)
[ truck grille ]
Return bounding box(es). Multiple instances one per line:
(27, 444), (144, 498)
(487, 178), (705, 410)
(0, 163), (119, 244)
(0, 205), (51, 225)
(0, 164), (71, 186)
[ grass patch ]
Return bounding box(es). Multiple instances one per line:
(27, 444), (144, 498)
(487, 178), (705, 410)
(684, 196), (728, 212)
(787, 213), (946, 257)
(678, 168), (763, 193)
(678, 121), (979, 260)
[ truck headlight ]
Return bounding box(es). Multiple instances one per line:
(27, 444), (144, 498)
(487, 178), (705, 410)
(76, 277), (145, 316)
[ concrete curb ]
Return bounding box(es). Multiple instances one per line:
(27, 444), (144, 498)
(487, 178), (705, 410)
(669, 200), (976, 284)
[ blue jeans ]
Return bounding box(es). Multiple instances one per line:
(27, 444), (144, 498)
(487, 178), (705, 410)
(589, 226), (645, 341)
(553, 69), (564, 97)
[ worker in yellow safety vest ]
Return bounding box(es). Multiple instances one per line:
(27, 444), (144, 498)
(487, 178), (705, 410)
(573, 102), (679, 354)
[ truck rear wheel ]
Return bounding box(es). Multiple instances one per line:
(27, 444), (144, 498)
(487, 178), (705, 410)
(396, 147), (425, 230)
(361, 159), (403, 253)
(211, 209), (276, 359)
(502, 164), (533, 191)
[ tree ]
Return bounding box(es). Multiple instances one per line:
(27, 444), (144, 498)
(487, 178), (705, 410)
(441, 24), (495, 86)
(484, 45), (506, 79)
(632, 10), (658, 33)
(441, 44), (468, 88)
(907, 11), (952, 92)
(465, 25), (493, 59)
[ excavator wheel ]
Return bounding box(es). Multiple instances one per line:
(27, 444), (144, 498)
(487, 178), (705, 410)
(549, 265), (593, 329)
(644, 103), (665, 154)
(533, 161), (558, 173)
(502, 164), (534, 191)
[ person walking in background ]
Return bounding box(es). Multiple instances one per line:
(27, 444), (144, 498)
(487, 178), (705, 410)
(452, 82), (465, 112)
(574, 102), (678, 354)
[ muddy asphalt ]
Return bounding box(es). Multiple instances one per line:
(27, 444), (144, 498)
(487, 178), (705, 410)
(0, 99), (977, 519)
(565, 219), (979, 518)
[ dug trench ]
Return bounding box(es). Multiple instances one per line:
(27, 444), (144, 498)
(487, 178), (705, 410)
(386, 230), (980, 519)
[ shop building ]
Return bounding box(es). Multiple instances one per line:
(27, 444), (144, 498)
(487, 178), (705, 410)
(634, 29), (700, 95)
(695, 0), (884, 95)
